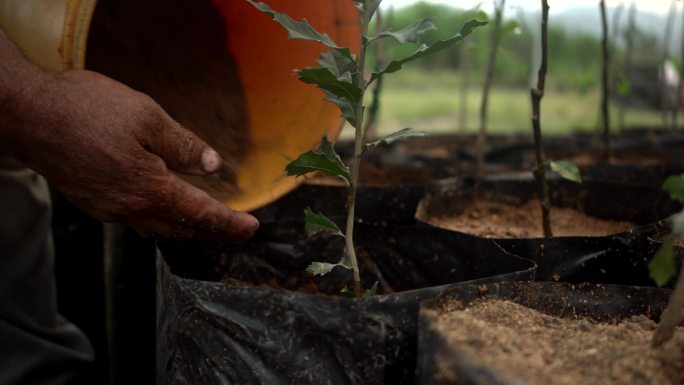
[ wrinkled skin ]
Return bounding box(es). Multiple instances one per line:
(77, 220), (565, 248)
(0, 29), (258, 242)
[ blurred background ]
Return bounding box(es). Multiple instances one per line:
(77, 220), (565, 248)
(343, 0), (684, 138)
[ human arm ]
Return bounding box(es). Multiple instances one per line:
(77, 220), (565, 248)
(0, 28), (258, 242)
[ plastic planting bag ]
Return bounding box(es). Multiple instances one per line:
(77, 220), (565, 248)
(157, 221), (536, 385)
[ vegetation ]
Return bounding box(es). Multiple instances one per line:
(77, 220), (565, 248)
(649, 174), (684, 346)
(248, 0), (484, 296)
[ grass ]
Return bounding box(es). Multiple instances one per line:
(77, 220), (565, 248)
(340, 69), (667, 139)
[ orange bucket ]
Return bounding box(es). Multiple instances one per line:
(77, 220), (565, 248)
(0, 0), (360, 211)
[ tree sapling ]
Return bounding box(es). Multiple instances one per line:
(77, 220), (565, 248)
(530, 0), (581, 237)
(247, 0), (485, 297)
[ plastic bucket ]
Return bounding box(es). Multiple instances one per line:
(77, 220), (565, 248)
(0, 0), (359, 211)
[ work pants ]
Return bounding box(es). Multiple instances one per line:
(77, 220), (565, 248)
(0, 150), (93, 385)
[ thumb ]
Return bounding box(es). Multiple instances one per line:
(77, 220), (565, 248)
(143, 113), (222, 176)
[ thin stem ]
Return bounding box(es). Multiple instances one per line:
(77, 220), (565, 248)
(619, 2), (637, 132)
(362, 7), (384, 143)
(661, 0), (677, 129)
(477, 0), (505, 178)
(345, 5), (372, 298)
(600, 0), (611, 164)
(531, 0), (552, 237)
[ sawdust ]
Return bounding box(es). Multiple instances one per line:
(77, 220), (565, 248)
(434, 299), (684, 385)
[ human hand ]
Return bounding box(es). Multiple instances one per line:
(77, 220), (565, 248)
(5, 69), (258, 242)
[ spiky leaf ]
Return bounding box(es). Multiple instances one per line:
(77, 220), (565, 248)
(663, 174), (684, 202)
(318, 49), (358, 82)
(368, 19), (487, 85)
(364, 128), (427, 152)
(307, 255), (352, 277)
(549, 160), (582, 183)
(286, 137), (351, 185)
(323, 90), (358, 126)
(298, 67), (363, 103)
(307, 262), (345, 276)
(246, 0), (339, 48)
(304, 207), (343, 238)
(649, 235), (677, 286)
(367, 19), (436, 45)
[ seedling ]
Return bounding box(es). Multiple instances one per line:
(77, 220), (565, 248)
(530, 0), (581, 237)
(247, 0), (485, 296)
(477, 0), (519, 177)
(649, 174), (684, 347)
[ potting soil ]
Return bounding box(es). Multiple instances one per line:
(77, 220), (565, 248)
(420, 197), (636, 238)
(432, 299), (683, 385)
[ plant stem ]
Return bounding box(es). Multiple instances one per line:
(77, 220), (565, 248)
(661, 0), (677, 129)
(652, 267), (684, 347)
(362, 7), (384, 143)
(600, 0), (611, 164)
(477, 0), (505, 178)
(345, 4), (372, 298)
(618, 2), (636, 132)
(531, 0), (552, 237)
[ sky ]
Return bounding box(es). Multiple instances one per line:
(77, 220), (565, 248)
(381, 0), (674, 15)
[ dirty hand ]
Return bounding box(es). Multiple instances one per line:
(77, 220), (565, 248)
(3, 69), (258, 242)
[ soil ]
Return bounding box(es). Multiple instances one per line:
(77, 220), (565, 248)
(434, 299), (684, 385)
(419, 198), (636, 238)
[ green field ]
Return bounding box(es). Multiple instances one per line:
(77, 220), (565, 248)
(340, 69), (667, 139)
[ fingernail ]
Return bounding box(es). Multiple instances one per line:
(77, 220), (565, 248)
(201, 148), (221, 173)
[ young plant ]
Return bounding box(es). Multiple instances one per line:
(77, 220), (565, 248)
(477, 0), (519, 177)
(530, 0), (581, 237)
(247, 0), (485, 297)
(649, 174), (684, 347)
(599, 0), (611, 163)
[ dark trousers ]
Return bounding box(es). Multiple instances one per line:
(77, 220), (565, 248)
(0, 151), (94, 385)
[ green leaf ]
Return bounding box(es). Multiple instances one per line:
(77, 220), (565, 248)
(367, 19), (437, 45)
(649, 235), (677, 286)
(298, 67), (363, 103)
(307, 254), (352, 277)
(549, 160), (582, 183)
(323, 90), (358, 126)
(662, 174), (684, 202)
(304, 207), (344, 238)
(318, 49), (358, 83)
(363, 281), (379, 297)
(286, 137), (351, 185)
(246, 0), (339, 48)
(307, 261), (347, 276)
(364, 128), (427, 152)
(367, 19), (487, 85)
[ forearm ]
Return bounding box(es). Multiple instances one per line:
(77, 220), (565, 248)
(0, 28), (54, 145)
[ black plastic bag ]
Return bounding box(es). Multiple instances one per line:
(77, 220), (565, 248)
(157, 221), (536, 385)
(418, 177), (682, 286)
(417, 282), (673, 385)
